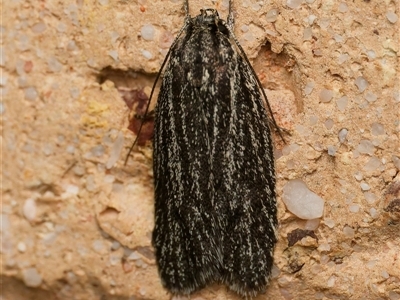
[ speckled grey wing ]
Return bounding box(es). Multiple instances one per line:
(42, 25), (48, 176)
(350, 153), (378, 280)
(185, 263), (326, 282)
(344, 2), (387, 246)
(216, 51), (277, 297)
(152, 25), (224, 294)
(152, 15), (277, 298)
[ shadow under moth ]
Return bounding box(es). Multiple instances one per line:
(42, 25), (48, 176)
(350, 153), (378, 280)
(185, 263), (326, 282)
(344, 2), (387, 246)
(130, 0), (279, 297)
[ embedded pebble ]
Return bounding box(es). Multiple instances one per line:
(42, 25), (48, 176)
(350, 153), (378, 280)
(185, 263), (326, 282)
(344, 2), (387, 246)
(324, 119), (334, 130)
(343, 226), (355, 238)
(338, 128), (348, 142)
(32, 22), (47, 34)
(48, 56), (63, 72)
(355, 76), (368, 92)
(23, 267), (42, 287)
(336, 96), (348, 111)
(286, 0), (303, 9)
(370, 208), (378, 219)
(108, 50), (118, 61)
(338, 53), (349, 64)
(106, 132), (124, 169)
(357, 140), (374, 155)
(363, 156), (382, 171)
(386, 11), (398, 24)
(17, 241), (27, 252)
(24, 87), (38, 101)
(367, 50), (376, 59)
(141, 50), (153, 59)
(141, 24), (155, 41)
(282, 179), (325, 219)
(23, 198), (37, 221)
(324, 218), (335, 228)
(327, 146), (336, 156)
(364, 92), (377, 102)
(364, 192), (377, 204)
(319, 89), (333, 103)
(349, 204), (359, 213)
(371, 123), (385, 135)
(338, 2), (348, 13)
(303, 27), (312, 40)
(360, 182), (370, 191)
(266, 9), (279, 22)
(305, 218), (320, 230)
(318, 243), (331, 251)
(304, 82), (314, 95)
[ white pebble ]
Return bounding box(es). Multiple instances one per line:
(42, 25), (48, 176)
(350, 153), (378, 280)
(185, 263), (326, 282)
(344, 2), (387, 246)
(304, 81), (314, 95)
(324, 218), (335, 228)
(24, 87), (38, 101)
(308, 116), (318, 126)
(141, 50), (153, 59)
(31, 22), (47, 34)
(327, 275), (336, 287)
(324, 119), (334, 130)
(128, 251), (141, 261)
(370, 208), (379, 219)
(266, 9), (279, 22)
(365, 92), (377, 102)
(65, 184), (79, 195)
(305, 218), (320, 230)
(366, 260), (376, 269)
(355, 76), (368, 92)
(317, 18), (329, 30)
(303, 27), (312, 40)
(367, 50), (376, 59)
(92, 240), (105, 253)
(336, 96), (348, 111)
(349, 204), (359, 213)
(338, 2), (348, 13)
(108, 50), (119, 61)
(364, 192), (377, 204)
(360, 182), (370, 191)
(371, 123), (385, 135)
(282, 179), (325, 219)
(338, 128), (348, 142)
(386, 11), (398, 24)
(354, 171), (363, 181)
(392, 155), (400, 170)
(141, 24), (155, 41)
(47, 56), (63, 73)
(308, 14), (317, 25)
(110, 31), (119, 44)
(17, 241), (27, 252)
(23, 198), (36, 221)
(318, 243), (331, 251)
(337, 53), (349, 64)
(327, 145), (336, 156)
(319, 89), (333, 103)
(23, 267), (42, 287)
(286, 0), (303, 9)
(106, 132), (124, 169)
(389, 291), (400, 300)
(111, 241), (120, 251)
(363, 156), (382, 172)
(357, 140), (375, 155)
(343, 226), (355, 238)
(381, 270), (390, 279)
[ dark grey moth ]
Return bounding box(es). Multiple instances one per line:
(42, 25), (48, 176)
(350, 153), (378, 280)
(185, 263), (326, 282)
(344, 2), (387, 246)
(151, 0), (278, 297)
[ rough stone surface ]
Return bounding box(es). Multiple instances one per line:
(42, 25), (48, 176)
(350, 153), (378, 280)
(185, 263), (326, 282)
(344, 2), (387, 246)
(2, 1), (399, 299)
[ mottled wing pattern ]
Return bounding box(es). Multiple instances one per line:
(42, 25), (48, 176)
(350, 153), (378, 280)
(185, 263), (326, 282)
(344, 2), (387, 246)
(152, 20), (224, 294)
(152, 11), (277, 298)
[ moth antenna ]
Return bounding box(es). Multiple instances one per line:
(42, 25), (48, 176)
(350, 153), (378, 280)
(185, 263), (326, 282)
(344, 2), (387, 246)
(124, 11), (192, 165)
(226, 26), (287, 143)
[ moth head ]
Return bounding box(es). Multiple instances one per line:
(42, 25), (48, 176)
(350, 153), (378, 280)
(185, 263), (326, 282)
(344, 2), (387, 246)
(198, 8), (220, 26)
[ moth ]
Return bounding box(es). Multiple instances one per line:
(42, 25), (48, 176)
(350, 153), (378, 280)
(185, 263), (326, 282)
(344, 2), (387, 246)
(133, 0), (279, 297)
